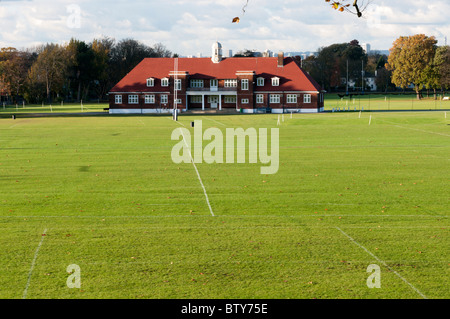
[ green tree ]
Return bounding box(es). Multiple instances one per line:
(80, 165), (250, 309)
(91, 37), (115, 100)
(312, 40), (367, 92)
(67, 39), (96, 102)
(387, 34), (437, 99)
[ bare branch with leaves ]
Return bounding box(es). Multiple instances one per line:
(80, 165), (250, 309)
(233, 0), (373, 23)
(325, 0), (373, 17)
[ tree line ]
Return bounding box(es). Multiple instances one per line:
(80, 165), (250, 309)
(302, 36), (450, 99)
(0, 38), (173, 104)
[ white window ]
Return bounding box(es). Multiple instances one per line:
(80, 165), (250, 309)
(115, 95), (122, 104)
(175, 79), (182, 91)
(210, 79), (218, 88)
(145, 95), (155, 104)
(304, 94), (311, 103)
(161, 78), (169, 87)
(272, 77), (280, 86)
(257, 77), (265, 87)
(174, 98), (182, 104)
(224, 79), (237, 88)
(161, 95), (168, 104)
(146, 78), (154, 87)
(191, 96), (202, 103)
(270, 94), (281, 104)
(224, 96), (237, 103)
(128, 95), (139, 104)
(241, 79), (249, 90)
(241, 98), (249, 104)
(256, 94), (264, 104)
(190, 79), (204, 88)
(287, 94), (297, 103)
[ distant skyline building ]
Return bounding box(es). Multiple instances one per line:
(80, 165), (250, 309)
(361, 43), (371, 53)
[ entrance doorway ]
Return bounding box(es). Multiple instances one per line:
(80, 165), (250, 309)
(209, 95), (219, 109)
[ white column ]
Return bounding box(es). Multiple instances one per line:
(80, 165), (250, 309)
(219, 94), (222, 111)
(202, 94), (205, 111)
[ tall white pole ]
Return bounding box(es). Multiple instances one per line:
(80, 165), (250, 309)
(173, 58), (178, 121)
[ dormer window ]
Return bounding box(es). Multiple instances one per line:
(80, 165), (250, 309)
(146, 78), (154, 87)
(175, 79), (182, 91)
(161, 78), (169, 87)
(272, 77), (280, 87)
(241, 79), (249, 90)
(257, 77), (265, 87)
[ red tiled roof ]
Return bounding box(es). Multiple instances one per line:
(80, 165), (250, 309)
(110, 57), (322, 93)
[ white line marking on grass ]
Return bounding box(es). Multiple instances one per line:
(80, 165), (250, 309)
(205, 117), (226, 126)
(180, 128), (215, 217)
(381, 120), (450, 137)
(22, 228), (47, 299)
(168, 117), (186, 127)
(335, 226), (428, 299)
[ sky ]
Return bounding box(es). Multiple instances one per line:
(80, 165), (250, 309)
(0, 0), (449, 56)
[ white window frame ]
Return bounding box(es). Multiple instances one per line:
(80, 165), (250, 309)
(287, 94), (297, 104)
(161, 78), (169, 87)
(174, 98), (182, 104)
(175, 79), (182, 91)
(146, 78), (154, 87)
(115, 95), (122, 104)
(128, 95), (139, 104)
(190, 79), (204, 88)
(304, 94), (312, 104)
(257, 77), (265, 87)
(210, 79), (218, 88)
(191, 96), (202, 103)
(145, 95), (155, 104)
(161, 94), (168, 104)
(272, 77), (280, 87)
(224, 79), (237, 88)
(224, 96), (237, 103)
(241, 79), (249, 90)
(256, 94), (264, 104)
(270, 94), (281, 104)
(241, 98), (249, 104)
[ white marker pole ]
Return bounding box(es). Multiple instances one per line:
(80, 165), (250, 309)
(369, 115), (372, 125)
(359, 111), (361, 119)
(277, 115), (280, 126)
(50, 104), (53, 113)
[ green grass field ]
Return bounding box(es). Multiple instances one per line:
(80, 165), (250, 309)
(0, 111), (448, 299)
(324, 93), (450, 111)
(0, 102), (107, 114)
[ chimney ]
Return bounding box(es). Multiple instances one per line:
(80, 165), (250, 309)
(277, 51), (284, 67)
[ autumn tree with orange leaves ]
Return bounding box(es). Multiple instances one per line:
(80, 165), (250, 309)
(387, 34), (438, 100)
